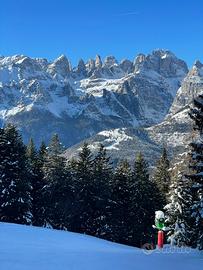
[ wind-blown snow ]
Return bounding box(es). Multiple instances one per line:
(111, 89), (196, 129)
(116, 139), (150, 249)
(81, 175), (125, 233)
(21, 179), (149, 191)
(0, 222), (202, 270)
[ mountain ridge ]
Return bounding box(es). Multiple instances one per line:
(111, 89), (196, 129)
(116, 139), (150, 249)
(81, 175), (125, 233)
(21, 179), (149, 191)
(0, 49), (200, 165)
(64, 58), (203, 165)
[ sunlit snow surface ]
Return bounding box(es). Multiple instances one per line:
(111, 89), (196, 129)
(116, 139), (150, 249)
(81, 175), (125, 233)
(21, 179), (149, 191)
(98, 128), (133, 150)
(0, 222), (202, 270)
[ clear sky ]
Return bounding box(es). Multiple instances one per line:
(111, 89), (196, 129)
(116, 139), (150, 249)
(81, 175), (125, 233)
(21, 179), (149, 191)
(0, 0), (202, 67)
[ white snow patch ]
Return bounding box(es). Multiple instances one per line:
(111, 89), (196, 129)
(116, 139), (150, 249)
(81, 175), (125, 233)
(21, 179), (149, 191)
(0, 222), (202, 270)
(99, 128), (133, 150)
(79, 78), (125, 97)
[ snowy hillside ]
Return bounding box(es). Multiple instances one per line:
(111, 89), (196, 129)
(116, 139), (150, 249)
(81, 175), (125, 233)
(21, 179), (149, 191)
(0, 222), (202, 270)
(0, 50), (187, 146)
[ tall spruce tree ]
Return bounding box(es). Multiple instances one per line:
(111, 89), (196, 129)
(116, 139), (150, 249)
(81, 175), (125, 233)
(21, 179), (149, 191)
(39, 141), (47, 161)
(164, 155), (194, 247)
(43, 134), (72, 229)
(185, 94), (203, 249)
(111, 159), (132, 244)
(153, 147), (171, 202)
(70, 143), (94, 234)
(91, 144), (113, 238)
(0, 125), (31, 224)
(130, 153), (161, 246)
(26, 138), (46, 226)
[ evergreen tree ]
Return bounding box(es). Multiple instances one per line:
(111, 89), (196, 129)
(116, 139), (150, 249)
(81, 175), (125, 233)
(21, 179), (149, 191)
(164, 160), (194, 247)
(185, 95), (203, 249)
(0, 125), (31, 224)
(153, 147), (171, 202)
(47, 134), (64, 156)
(164, 154), (193, 246)
(70, 143), (94, 234)
(43, 134), (72, 229)
(26, 138), (46, 226)
(38, 141), (47, 161)
(130, 153), (161, 246)
(90, 144), (113, 238)
(111, 159), (132, 244)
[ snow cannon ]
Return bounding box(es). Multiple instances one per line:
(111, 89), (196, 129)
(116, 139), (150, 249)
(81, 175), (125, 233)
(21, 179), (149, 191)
(153, 211), (165, 249)
(155, 211), (165, 230)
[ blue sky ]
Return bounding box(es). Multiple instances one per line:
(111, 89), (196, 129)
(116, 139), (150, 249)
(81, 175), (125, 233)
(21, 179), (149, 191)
(0, 0), (202, 67)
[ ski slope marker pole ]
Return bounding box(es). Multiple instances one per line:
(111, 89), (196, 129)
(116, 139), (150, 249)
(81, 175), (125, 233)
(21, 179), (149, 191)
(158, 230), (164, 249)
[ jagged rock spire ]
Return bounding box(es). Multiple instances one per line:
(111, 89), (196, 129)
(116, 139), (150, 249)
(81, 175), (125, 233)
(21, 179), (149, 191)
(104, 56), (118, 67)
(120, 59), (133, 73)
(134, 54), (146, 65)
(194, 60), (203, 69)
(86, 59), (95, 70)
(54, 55), (72, 72)
(95, 55), (102, 68)
(48, 54), (72, 77)
(77, 59), (87, 76)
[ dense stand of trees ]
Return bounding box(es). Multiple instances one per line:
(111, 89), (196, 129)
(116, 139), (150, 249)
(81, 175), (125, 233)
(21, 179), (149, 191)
(0, 125), (165, 247)
(153, 147), (171, 204)
(0, 91), (203, 250)
(165, 95), (203, 250)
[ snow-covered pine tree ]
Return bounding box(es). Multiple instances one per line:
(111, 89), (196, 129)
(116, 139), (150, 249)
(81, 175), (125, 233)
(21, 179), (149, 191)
(0, 124), (32, 224)
(111, 159), (132, 244)
(26, 138), (46, 226)
(153, 147), (171, 202)
(130, 152), (161, 247)
(42, 134), (72, 229)
(164, 161), (193, 247)
(186, 94), (203, 249)
(69, 143), (94, 234)
(90, 144), (113, 238)
(38, 141), (47, 161)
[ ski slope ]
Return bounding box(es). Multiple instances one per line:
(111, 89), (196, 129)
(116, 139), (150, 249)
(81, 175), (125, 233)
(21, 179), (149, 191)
(0, 222), (202, 270)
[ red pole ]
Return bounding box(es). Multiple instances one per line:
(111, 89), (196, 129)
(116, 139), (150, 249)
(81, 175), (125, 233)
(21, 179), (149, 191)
(158, 230), (164, 248)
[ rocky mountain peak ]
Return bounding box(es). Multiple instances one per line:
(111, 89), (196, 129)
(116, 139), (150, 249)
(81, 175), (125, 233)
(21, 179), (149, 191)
(48, 54), (72, 77)
(13, 56), (41, 71)
(76, 59), (87, 76)
(0, 55), (49, 84)
(120, 59), (133, 73)
(0, 49), (192, 153)
(169, 61), (203, 115)
(86, 59), (95, 72)
(104, 56), (118, 67)
(188, 60), (203, 77)
(152, 49), (175, 58)
(95, 55), (102, 68)
(187, 60), (203, 77)
(194, 60), (203, 69)
(134, 49), (188, 78)
(53, 54), (70, 68)
(134, 54), (146, 65)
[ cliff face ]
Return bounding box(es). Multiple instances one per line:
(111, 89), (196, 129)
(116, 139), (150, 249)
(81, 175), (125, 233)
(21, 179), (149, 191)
(64, 60), (203, 166)
(0, 50), (188, 147)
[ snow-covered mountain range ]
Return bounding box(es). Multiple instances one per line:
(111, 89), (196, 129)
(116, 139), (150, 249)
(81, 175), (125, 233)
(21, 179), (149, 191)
(0, 50), (187, 144)
(0, 49), (202, 164)
(64, 58), (203, 165)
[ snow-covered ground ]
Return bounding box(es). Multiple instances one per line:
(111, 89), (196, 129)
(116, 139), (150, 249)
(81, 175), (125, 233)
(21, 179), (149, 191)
(98, 128), (133, 150)
(0, 222), (202, 270)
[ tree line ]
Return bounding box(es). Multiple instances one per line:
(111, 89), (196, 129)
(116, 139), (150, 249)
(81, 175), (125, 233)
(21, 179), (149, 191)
(0, 124), (170, 247)
(165, 95), (203, 250)
(0, 94), (202, 250)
